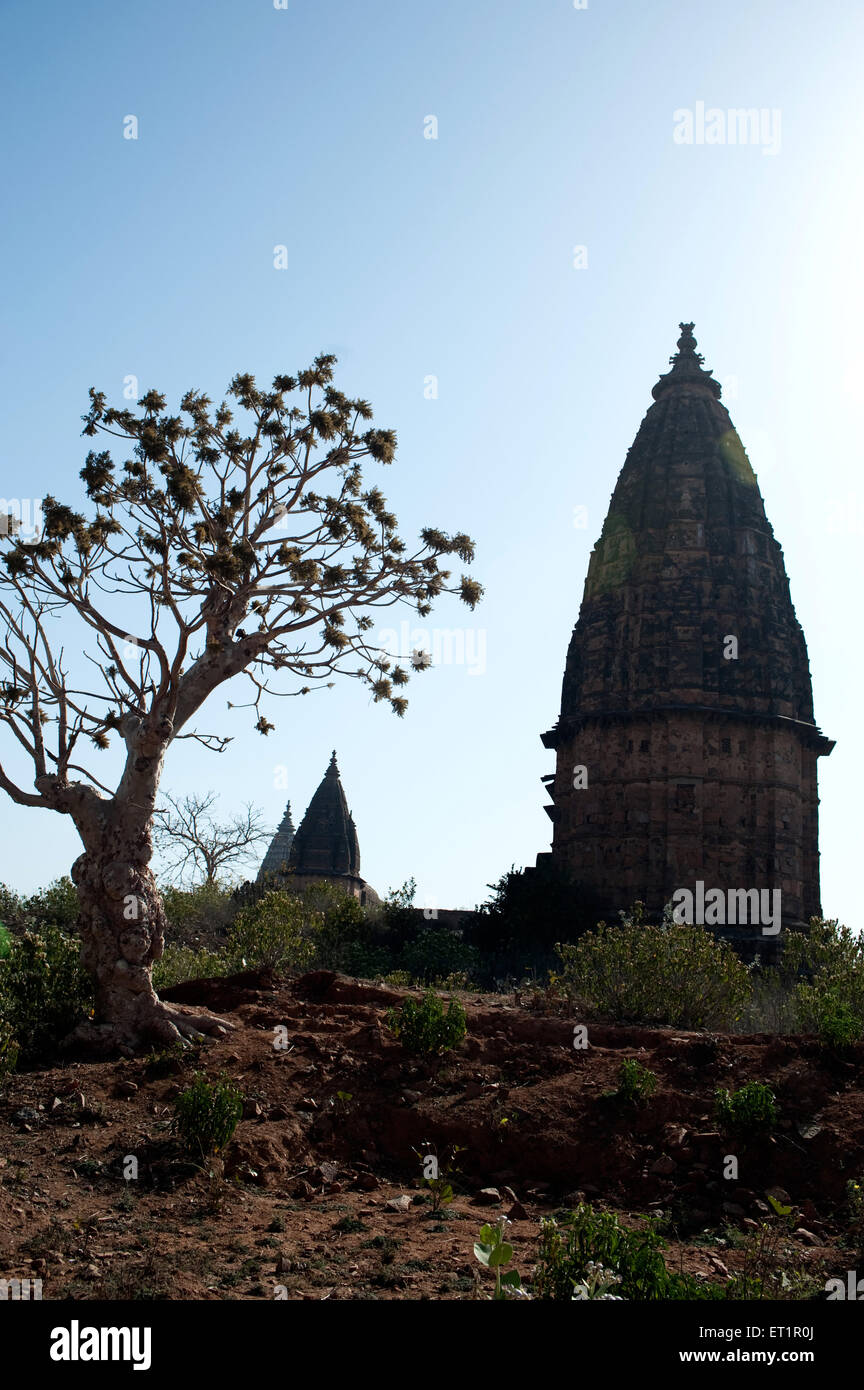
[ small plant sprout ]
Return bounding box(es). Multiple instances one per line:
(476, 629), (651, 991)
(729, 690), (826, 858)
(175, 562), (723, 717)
(414, 1140), (464, 1214)
(331, 1090), (354, 1116)
(615, 1058), (657, 1105)
(473, 1217), (529, 1299)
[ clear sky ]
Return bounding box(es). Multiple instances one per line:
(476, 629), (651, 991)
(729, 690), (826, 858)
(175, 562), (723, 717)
(0, 0), (861, 922)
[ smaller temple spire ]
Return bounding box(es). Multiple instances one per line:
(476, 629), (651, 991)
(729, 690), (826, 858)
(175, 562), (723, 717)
(652, 321), (722, 401)
(257, 800), (296, 883)
(289, 752), (360, 878)
(255, 752), (379, 905)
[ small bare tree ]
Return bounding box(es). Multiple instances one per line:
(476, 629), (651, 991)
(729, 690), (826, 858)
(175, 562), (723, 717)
(153, 791), (270, 888)
(0, 356), (481, 1050)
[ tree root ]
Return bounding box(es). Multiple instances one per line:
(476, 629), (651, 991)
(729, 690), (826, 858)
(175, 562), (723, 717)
(66, 998), (236, 1056)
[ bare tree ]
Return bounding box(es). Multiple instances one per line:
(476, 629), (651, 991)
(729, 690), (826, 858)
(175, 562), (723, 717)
(153, 791), (270, 887)
(0, 355), (481, 1050)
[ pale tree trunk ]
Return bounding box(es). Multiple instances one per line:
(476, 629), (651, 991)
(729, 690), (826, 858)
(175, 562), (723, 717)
(65, 715), (233, 1053)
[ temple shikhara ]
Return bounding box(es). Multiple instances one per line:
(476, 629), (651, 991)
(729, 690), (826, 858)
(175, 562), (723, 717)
(539, 324), (834, 943)
(258, 752), (379, 906)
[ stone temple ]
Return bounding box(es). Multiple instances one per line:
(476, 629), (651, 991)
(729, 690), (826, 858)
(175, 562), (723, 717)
(539, 324), (833, 945)
(258, 752), (379, 906)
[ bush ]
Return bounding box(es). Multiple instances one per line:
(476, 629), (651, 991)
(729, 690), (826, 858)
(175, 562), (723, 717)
(309, 882), (394, 976)
(715, 1081), (778, 1134)
(616, 1058), (657, 1105)
(153, 945), (228, 991)
(782, 920), (864, 1044)
(161, 880), (238, 943)
(225, 890), (321, 972)
(0, 1018), (18, 1085)
(0, 922), (93, 1060)
(534, 1204), (720, 1301)
(400, 928), (478, 986)
(0, 877), (78, 934)
(0, 925), (12, 959)
(172, 1073), (243, 1158)
(809, 996), (863, 1049)
(462, 861), (605, 986)
(555, 910), (752, 1029)
(385, 988), (467, 1056)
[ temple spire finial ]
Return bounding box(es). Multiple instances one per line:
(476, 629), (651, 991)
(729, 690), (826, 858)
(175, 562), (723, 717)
(652, 320), (721, 400)
(671, 321), (703, 366)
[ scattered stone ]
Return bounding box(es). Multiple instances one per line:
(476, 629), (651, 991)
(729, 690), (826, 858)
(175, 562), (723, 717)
(506, 1201), (528, 1221)
(742, 1218), (759, 1231)
(474, 1187), (502, 1205)
(649, 1154), (677, 1176)
(386, 1195), (412, 1213)
(311, 1161), (340, 1185)
(794, 1228), (821, 1246)
(765, 1186), (791, 1205)
(296, 1097), (318, 1111)
(401, 1090), (422, 1104)
(268, 1105), (289, 1121)
(722, 1202), (746, 1218)
(798, 1123), (822, 1141)
(115, 1081), (138, 1098)
(707, 1255), (729, 1277)
(356, 1172), (379, 1191)
(242, 1099), (263, 1120)
(664, 1125), (689, 1151)
(502, 1186), (519, 1205)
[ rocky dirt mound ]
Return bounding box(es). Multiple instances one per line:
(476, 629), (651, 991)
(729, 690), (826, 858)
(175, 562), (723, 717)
(1, 971), (862, 1299)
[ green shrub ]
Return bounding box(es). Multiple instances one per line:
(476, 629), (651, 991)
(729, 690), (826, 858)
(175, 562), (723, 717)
(0, 877), (78, 934)
(461, 861), (605, 987)
(382, 969), (413, 987)
(0, 886), (24, 931)
(616, 1058), (657, 1105)
(400, 928), (478, 986)
(385, 988), (467, 1056)
(308, 882), (396, 977)
(715, 1081), (778, 1134)
(0, 1018), (18, 1085)
(534, 1204), (722, 1301)
(782, 920), (864, 1039)
(0, 923), (93, 1059)
(153, 945), (228, 991)
(161, 880), (238, 940)
(225, 890), (321, 972)
(24, 877), (79, 932)
(555, 913), (751, 1029)
(172, 1073), (243, 1157)
(0, 924), (12, 959)
(809, 996), (863, 1049)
